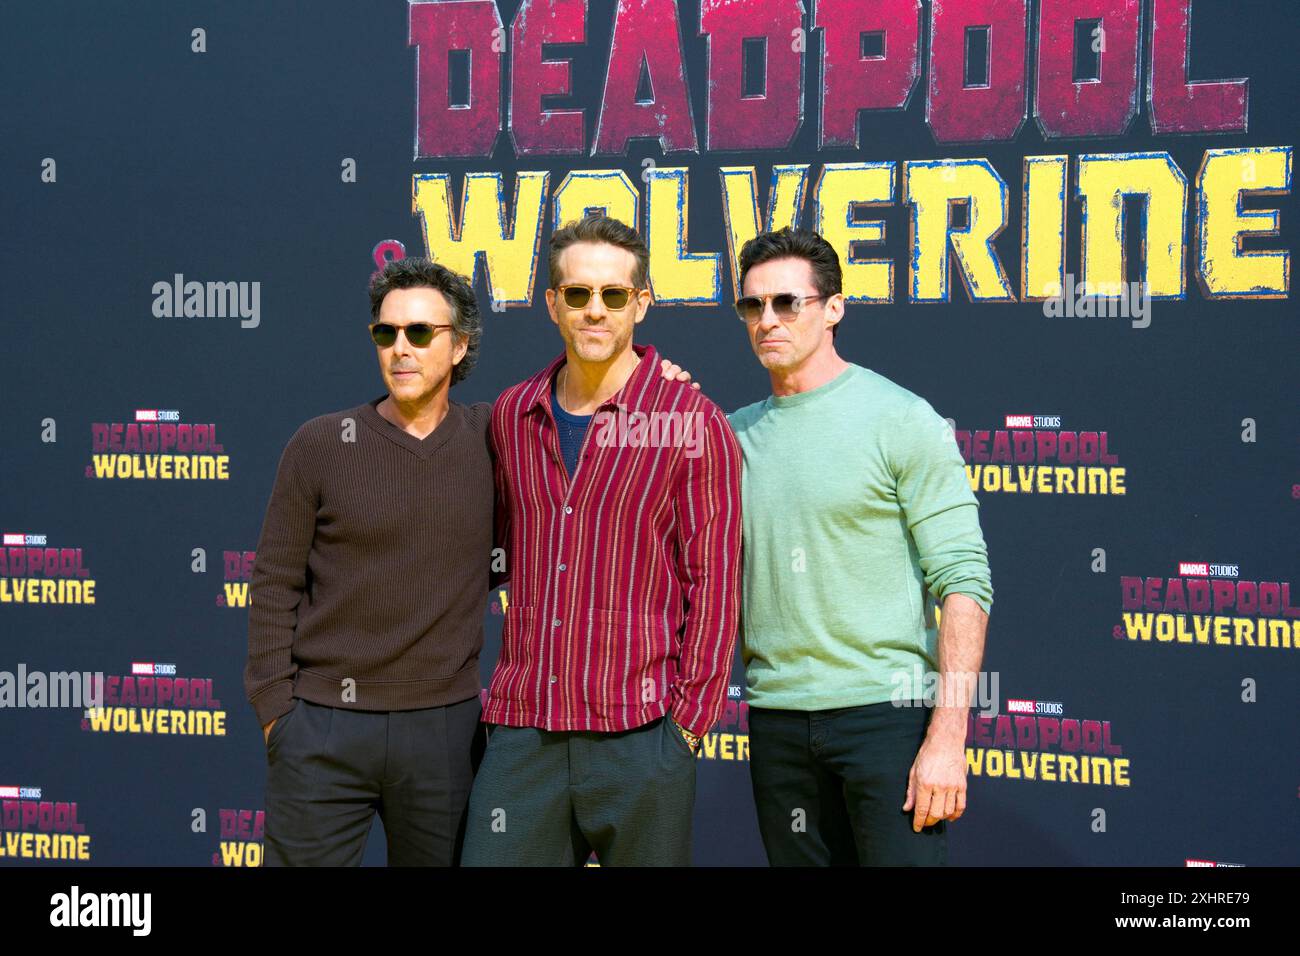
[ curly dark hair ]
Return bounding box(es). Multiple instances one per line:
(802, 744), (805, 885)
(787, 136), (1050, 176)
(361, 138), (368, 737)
(548, 214), (649, 290)
(738, 227), (844, 338)
(367, 257), (481, 386)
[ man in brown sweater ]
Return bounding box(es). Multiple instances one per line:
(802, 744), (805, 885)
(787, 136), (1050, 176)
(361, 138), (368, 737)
(245, 257), (493, 866)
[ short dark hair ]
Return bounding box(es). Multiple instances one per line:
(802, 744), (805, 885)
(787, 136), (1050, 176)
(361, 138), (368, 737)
(368, 257), (481, 386)
(738, 227), (843, 338)
(549, 214), (649, 290)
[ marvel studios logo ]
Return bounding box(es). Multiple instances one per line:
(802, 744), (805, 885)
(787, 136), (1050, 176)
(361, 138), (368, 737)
(3, 533), (47, 546)
(1005, 698), (1064, 716)
(131, 662), (177, 676)
(1177, 562), (1239, 578)
(134, 409), (181, 422)
(0, 786), (42, 799)
(1004, 414), (1063, 429)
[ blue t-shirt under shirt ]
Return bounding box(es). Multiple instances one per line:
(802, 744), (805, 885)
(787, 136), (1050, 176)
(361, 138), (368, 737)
(551, 373), (591, 477)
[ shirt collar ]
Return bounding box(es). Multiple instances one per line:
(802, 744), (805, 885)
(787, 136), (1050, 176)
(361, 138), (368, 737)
(525, 343), (660, 417)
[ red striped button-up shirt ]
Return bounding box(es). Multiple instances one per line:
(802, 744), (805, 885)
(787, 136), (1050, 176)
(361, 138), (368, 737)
(485, 343), (742, 738)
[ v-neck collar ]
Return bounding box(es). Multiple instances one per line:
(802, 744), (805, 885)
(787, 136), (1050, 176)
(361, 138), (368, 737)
(358, 394), (462, 460)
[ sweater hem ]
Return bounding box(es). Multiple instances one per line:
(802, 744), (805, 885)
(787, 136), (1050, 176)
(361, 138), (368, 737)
(292, 663), (480, 712)
(248, 680), (296, 726)
(744, 689), (925, 713)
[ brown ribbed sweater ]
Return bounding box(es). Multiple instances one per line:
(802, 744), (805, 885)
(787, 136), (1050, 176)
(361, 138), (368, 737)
(244, 395), (493, 725)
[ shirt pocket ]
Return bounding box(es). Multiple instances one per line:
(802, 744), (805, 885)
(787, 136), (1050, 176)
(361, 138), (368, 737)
(586, 608), (675, 712)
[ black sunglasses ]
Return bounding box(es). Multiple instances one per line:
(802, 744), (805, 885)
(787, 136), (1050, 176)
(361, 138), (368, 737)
(369, 322), (452, 348)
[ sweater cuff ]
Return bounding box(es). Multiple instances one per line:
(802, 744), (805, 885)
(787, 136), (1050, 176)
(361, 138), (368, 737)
(250, 681), (296, 727)
(941, 585), (993, 616)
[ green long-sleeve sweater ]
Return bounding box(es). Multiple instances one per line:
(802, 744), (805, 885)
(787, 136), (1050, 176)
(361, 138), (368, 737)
(728, 364), (992, 711)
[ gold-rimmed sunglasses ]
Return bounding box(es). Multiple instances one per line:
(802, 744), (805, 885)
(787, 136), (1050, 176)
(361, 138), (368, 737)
(555, 284), (643, 311)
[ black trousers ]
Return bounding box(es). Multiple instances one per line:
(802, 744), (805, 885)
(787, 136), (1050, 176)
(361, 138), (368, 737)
(263, 695), (485, 866)
(748, 701), (947, 866)
(460, 717), (698, 866)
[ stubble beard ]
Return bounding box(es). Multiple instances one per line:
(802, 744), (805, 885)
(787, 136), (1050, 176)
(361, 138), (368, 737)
(569, 323), (629, 365)
(754, 338), (804, 372)
(388, 366), (448, 406)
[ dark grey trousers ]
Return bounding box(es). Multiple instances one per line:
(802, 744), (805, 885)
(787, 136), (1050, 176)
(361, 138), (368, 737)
(263, 695), (484, 866)
(460, 717), (698, 866)
(748, 700), (947, 866)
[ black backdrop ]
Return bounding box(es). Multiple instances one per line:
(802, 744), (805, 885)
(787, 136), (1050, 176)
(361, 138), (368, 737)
(2, 0), (1296, 867)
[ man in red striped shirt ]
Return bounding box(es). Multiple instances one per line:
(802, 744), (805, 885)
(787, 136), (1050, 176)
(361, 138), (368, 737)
(462, 214), (743, 866)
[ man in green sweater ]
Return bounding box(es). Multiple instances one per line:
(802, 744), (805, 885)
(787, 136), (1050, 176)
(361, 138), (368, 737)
(728, 228), (992, 866)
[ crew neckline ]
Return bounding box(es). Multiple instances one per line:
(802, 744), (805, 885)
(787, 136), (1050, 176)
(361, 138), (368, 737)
(359, 394), (462, 459)
(768, 364), (862, 409)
